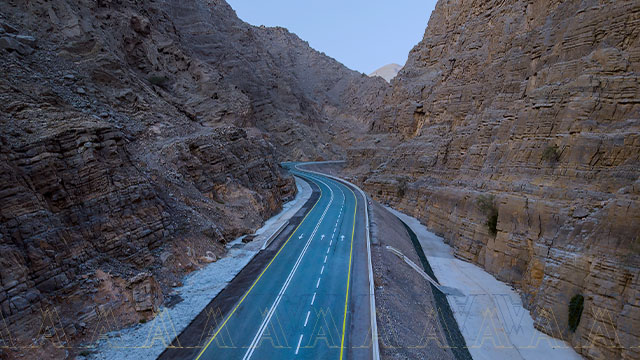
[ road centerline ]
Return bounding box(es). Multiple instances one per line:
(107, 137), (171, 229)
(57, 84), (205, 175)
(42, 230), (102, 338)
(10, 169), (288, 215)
(241, 176), (336, 360)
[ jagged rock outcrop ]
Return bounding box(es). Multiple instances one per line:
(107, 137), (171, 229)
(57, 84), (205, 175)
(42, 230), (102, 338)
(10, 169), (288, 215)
(0, 0), (386, 357)
(349, 1), (640, 359)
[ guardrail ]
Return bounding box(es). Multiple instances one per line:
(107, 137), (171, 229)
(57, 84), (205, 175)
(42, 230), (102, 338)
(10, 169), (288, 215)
(293, 161), (380, 360)
(385, 245), (462, 297)
(385, 245), (442, 290)
(261, 220), (289, 250)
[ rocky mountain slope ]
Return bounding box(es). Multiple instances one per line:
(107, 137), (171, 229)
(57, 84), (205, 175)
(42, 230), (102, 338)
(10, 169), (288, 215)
(369, 63), (403, 82)
(348, 1), (640, 359)
(0, 0), (385, 358)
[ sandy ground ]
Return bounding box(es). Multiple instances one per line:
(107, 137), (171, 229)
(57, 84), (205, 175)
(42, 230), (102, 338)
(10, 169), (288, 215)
(387, 207), (583, 360)
(87, 177), (313, 360)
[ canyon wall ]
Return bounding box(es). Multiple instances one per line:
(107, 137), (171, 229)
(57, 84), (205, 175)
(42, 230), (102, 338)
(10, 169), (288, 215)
(349, 0), (640, 359)
(0, 0), (385, 357)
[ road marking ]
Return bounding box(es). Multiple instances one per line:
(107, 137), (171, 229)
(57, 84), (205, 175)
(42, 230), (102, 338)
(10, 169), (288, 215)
(329, 239), (333, 246)
(193, 174), (323, 360)
(295, 162), (379, 360)
(295, 334), (303, 355)
(324, 256), (327, 263)
(321, 234), (325, 240)
(341, 235), (345, 242)
(316, 277), (321, 288)
(339, 186), (357, 360)
(320, 265), (324, 274)
(298, 233), (304, 239)
(326, 247), (330, 254)
(241, 177), (335, 360)
(311, 292), (316, 305)
(304, 311), (310, 327)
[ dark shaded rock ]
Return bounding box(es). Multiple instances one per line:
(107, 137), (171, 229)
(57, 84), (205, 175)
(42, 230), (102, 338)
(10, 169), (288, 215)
(0, 36), (32, 55)
(130, 14), (150, 35)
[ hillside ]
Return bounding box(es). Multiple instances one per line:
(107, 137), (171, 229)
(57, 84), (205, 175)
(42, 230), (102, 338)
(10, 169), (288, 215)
(0, 0), (386, 358)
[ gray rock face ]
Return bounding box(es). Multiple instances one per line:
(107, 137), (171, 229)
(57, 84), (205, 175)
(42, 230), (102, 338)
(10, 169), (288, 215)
(0, 35), (34, 55)
(0, 0), (387, 357)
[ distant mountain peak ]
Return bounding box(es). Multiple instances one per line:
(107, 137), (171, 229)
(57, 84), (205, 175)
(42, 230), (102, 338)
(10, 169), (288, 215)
(368, 63), (403, 82)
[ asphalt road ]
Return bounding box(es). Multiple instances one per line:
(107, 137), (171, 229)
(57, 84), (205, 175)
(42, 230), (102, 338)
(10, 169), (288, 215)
(190, 164), (372, 360)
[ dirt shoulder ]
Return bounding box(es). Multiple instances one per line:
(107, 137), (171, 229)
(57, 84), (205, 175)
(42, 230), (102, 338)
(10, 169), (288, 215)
(370, 200), (467, 359)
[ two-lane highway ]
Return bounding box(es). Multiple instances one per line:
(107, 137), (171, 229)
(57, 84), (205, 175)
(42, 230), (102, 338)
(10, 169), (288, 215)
(193, 164), (373, 360)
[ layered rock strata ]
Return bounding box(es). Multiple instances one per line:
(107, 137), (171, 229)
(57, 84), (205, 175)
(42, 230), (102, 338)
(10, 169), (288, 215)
(0, 0), (385, 357)
(349, 1), (640, 359)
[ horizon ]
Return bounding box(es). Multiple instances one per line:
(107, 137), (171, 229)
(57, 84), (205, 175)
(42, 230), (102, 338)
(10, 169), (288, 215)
(226, 0), (437, 74)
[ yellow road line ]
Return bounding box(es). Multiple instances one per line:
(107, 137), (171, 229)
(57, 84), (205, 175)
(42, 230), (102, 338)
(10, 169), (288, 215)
(340, 185), (357, 360)
(194, 173), (323, 360)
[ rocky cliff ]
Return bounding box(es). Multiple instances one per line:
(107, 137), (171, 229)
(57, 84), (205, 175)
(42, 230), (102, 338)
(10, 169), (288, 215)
(349, 0), (640, 359)
(0, 0), (385, 357)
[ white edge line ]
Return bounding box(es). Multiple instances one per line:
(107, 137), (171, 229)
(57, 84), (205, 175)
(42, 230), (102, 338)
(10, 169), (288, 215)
(294, 161), (380, 360)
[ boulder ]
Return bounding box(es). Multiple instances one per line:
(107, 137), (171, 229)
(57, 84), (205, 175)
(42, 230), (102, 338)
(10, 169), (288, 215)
(0, 36), (33, 55)
(13, 34), (36, 47)
(130, 14), (150, 35)
(127, 272), (163, 312)
(0, 21), (18, 34)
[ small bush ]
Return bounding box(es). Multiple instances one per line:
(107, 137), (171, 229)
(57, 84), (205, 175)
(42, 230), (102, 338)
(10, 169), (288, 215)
(396, 178), (407, 198)
(568, 294), (584, 332)
(148, 75), (169, 87)
(477, 194), (498, 236)
(542, 144), (560, 163)
(139, 318), (147, 324)
(487, 213), (498, 235)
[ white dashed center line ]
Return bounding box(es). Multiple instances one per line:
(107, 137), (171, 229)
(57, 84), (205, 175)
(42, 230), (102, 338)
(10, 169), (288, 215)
(295, 334), (303, 354)
(304, 311), (310, 327)
(311, 292), (316, 305)
(320, 265), (325, 274)
(324, 256), (327, 263)
(316, 277), (321, 288)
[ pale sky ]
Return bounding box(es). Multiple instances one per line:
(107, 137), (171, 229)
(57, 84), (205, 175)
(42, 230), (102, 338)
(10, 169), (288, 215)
(226, 0), (437, 74)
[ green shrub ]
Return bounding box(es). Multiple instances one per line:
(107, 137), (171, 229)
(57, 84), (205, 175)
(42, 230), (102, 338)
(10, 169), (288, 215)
(487, 213), (498, 235)
(148, 75), (169, 87)
(542, 144), (560, 163)
(397, 178), (407, 198)
(568, 294), (584, 332)
(477, 194), (498, 236)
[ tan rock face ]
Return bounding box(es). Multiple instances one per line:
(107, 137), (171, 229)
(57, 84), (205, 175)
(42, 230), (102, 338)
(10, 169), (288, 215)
(349, 0), (640, 358)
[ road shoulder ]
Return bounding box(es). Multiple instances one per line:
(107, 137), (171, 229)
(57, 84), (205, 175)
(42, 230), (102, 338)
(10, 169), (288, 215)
(369, 200), (461, 359)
